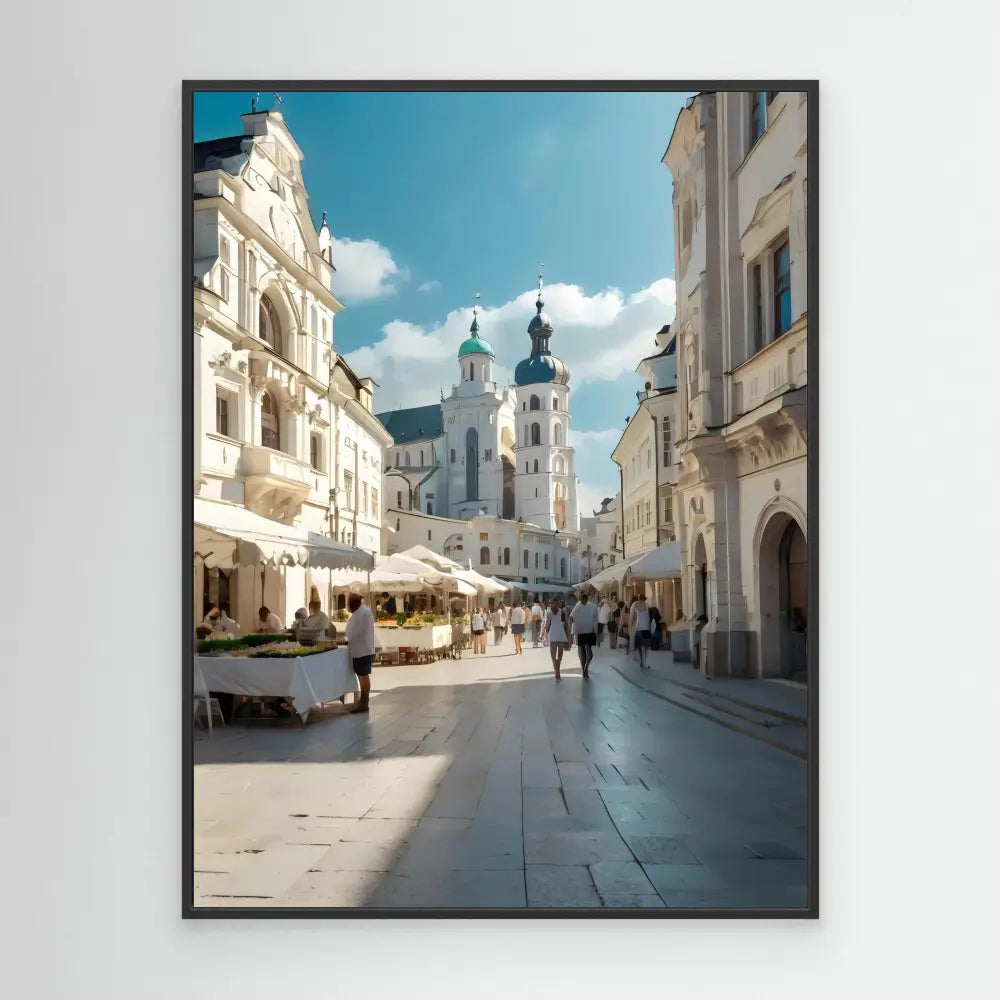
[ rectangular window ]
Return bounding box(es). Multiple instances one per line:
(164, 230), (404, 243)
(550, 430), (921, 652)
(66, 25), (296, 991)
(534, 553), (539, 569)
(218, 267), (229, 301)
(543, 554), (549, 569)
(343, 471), (354, 510)
(662, 416), (672, 466)
(396, 491), (402, 508)
(645, 501), (651, 526)
(663, 494), (673, 525)
(371, 488), (379, 516)
(215, 392), (229, 437)
(428, 529), (432, 540)
(310, 432), (321, 471)
(751, 263), (763, 354)
(523, 550), (528, 568)
(484, 449), (492, 462)
(773, 240), (792, 338)
(361, 484), (368, 517)
(219, 235), (231, 266)
(479, 532), (489, 541)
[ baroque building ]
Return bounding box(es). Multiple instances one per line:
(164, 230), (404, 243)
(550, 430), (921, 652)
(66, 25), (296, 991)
(192, 108), (390, 629)
(663, 90), (808, 680)
(376, 279), (580, 531)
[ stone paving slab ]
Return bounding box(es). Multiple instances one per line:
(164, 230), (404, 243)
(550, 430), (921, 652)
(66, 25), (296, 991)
(526, 865), (601, 907)
(194, 639), (808, 910)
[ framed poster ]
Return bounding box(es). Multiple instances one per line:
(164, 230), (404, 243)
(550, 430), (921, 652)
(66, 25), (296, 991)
(183, 80), (818, 917)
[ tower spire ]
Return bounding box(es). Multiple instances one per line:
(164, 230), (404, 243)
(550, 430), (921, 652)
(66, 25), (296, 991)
(536, 262), (545, 311)
(470, 291), (481, 335)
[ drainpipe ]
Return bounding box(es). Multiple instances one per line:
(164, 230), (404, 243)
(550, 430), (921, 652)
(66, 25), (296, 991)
(619, 466), (626, 562)
(651, 403), (661, 548)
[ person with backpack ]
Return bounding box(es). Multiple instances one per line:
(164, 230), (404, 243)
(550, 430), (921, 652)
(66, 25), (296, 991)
(570, 591), (599, 679)
(544, 597), (570, 682)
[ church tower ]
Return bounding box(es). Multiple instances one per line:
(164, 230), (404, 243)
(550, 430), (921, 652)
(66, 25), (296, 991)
(441, 298), (516, 521)
(513, 275), (579, 531)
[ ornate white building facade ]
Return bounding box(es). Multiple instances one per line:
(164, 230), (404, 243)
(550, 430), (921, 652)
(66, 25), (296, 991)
(663, 90), (808, 680)
(192, 108), (390, 629)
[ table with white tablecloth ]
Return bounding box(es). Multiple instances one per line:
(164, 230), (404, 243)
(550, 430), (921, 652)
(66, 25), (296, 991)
(194, 647), (358, 724)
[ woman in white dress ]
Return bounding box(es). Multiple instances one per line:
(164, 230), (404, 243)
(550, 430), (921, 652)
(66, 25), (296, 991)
(544, 598), (571, 682)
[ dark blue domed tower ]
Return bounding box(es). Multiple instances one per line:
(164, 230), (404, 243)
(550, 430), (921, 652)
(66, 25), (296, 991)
(515, 278), (570, 388)
(513, 273), (578, 532)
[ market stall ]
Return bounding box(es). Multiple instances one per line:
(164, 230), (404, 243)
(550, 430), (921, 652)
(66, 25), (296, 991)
(194, 641), (357, 729)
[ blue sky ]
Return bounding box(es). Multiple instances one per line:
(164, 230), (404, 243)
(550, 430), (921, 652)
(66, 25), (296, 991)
(194, 89), (691, 513)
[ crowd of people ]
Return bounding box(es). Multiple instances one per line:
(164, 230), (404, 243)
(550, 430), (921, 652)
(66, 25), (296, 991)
(462, 591), (677, 683)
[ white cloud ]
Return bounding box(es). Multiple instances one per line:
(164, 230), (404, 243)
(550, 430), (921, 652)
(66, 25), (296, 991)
(573, 427), (622, 448)
(576, 481), (615, 520)
(417, 280), (441, 294)
(345, 277), (676, 412)
(331, 236), (408, 303)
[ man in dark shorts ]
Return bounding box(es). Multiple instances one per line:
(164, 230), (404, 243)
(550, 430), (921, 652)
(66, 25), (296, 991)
(569, 591), (599, 679)
(344, 593), (375, 713)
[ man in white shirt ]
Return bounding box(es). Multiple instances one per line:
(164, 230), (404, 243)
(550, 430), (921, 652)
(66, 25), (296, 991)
(530, 601), (544, 647)
(255, 606), (283, 633)
(629, 592), (653, 670)
(345, 594), (375, 713)
(492, 606), (505, 646)
(570, 592), (600, 679)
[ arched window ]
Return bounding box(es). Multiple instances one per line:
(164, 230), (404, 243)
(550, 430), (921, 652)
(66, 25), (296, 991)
(405, 453), (411, 467)
(533, 459), (539, 473)
(544, 554), (549, 569)
(525, 463), (529, 474)
(466, 427), (479, 500)
(554, 456), (565, 475)
(522, 402), (526, 411)
(420, 449), (424, 466)
(534, 552), (539, 569)
(450, 448), (456, 463)
(497, 547), (502, 565)
(395, 451), (400, 466)
(529, 394), (540, 410)
(531, 422), (541, 446)
(480, 546), (490, 565)
(524, 425), (530, 446)
(260, 390), (280, 450)
(552, 396), (559, 410)
(503, 547), (510, 565)
(560, 557), (567, 577)
(554, 423), (563, 446)
(523, 550), (528, 568)
(258, 295), (282, 353)
(468, 364), (473, 381)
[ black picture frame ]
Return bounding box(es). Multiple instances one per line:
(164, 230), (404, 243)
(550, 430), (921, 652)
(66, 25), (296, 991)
(183, 79), (819, 919)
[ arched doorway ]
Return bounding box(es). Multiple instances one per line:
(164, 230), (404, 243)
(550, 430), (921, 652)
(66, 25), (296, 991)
(691, 533), (709, 671)
(756, 507), (807, 680)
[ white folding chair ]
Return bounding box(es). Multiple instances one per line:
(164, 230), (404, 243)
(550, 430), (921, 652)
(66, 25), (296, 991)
(194, 695), (225, 733)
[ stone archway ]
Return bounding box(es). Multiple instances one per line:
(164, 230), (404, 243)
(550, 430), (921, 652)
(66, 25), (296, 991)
(755, 504), (807, 680)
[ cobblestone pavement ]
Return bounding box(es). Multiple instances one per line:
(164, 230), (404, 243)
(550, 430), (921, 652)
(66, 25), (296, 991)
(193, 636), (809, 910)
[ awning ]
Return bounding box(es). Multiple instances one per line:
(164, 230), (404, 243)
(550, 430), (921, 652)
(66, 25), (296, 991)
(396, 544), (466, 573)
(628, 541), (682, 581)
(194, 497), (373, 572)
(580, 556), (641, 591)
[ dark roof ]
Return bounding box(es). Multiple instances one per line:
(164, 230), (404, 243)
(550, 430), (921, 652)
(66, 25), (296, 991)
(375, 403), (444, 444)
(639, 326), (676, 364)
(193, 135), (248, 172)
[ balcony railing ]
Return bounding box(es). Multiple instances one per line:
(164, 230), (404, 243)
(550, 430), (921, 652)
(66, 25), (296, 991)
(240, 445), (313, 486)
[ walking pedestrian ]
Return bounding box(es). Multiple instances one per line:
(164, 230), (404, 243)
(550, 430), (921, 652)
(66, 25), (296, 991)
(471, 607), (487, 654)
(345, 594), (375, 713)
(492, 605), (505, 646)
(544, 598), (570, 682)
(510, 601), (526, 654)
(570, 591), (599, 679)
(597, 597), (610, 646)
(531, 599), (544, 647)
(629, 591), (652, 669)
(649, 603), (662, 651)
(609, 600), (623, 649)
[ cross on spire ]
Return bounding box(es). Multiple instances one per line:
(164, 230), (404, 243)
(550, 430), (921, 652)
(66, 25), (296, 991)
(536, 262), (545, 308)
